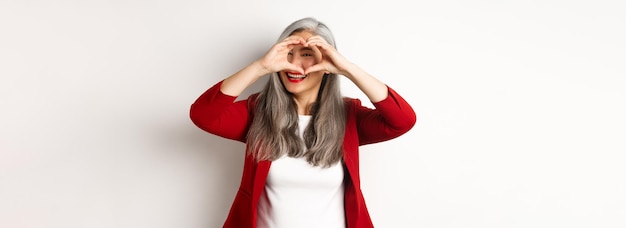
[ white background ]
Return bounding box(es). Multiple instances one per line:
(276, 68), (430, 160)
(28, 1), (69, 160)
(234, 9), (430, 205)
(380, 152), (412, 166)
(1, 0), (625, 227)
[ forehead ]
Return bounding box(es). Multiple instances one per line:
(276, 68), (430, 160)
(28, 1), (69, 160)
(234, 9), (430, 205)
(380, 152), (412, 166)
(290, 30), (315, 39)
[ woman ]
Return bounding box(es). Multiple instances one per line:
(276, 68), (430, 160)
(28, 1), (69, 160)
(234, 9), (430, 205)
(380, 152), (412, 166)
(190, 17), (416, 228)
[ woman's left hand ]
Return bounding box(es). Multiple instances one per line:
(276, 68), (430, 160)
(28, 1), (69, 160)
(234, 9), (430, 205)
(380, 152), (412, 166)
(303, 35), (353, 76)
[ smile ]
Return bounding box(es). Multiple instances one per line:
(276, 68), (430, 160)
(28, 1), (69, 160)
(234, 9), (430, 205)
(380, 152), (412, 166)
(286, 72), (307, 82)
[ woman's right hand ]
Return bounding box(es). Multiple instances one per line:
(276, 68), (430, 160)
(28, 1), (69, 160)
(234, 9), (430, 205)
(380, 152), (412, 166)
(256, 35), (306, 76)
(219, 35), (306, 97)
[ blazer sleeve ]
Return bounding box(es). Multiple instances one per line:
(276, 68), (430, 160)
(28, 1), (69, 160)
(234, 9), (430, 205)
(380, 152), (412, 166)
(189, 80), (251, 142)
(352, 86), (417, 146)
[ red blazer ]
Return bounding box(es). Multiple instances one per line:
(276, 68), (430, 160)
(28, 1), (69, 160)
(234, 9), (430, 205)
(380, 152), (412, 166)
(190, 81), (416, 228)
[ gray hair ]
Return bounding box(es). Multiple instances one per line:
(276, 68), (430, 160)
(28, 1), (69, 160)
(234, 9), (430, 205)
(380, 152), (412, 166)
(246, 17), (346, 167)
(277, 17), (337, 48)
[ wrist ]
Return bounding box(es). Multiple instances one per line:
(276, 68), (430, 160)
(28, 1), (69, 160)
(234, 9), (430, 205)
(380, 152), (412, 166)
(340, 62), (360, 79)
(252, 60), (272, 76)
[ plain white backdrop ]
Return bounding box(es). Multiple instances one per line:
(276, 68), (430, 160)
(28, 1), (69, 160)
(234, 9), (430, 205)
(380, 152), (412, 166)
(1, 0), (625, 227)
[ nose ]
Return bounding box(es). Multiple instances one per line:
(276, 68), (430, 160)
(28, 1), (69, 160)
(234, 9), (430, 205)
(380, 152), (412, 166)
(289, 53), (303, 65)
(290, 54), (314, 70)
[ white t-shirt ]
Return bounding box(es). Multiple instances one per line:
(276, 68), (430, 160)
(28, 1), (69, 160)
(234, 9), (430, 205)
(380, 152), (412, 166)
(256, 115), (346, 228)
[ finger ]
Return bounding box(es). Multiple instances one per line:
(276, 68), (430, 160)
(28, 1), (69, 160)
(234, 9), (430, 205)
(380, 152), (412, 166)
(282, 64), (305, 74)
(279, 40), (304, 50)
(306, 35), (328, 43)
(307, 40), (333, 53)
(283, 36), (306, 45)
(306, 36), (330, 46)
(306, 44), (323, 60)
(303, 63), (328, 75)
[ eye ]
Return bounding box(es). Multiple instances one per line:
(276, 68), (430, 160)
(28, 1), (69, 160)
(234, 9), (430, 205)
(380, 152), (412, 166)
(288, 51), (293, 56)
(302, 53), (313, 57)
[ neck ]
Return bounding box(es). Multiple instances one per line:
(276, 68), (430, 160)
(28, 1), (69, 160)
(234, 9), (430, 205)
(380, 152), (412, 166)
(293, 95), (317, 115)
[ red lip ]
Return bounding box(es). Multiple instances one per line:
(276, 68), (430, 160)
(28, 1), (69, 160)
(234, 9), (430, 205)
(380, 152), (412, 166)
(285, 72), (306, 83)
(287, 77), (305, 83)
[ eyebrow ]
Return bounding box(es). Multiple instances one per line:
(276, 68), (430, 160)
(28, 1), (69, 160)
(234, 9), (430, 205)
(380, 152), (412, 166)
(299, 47), (314, 52)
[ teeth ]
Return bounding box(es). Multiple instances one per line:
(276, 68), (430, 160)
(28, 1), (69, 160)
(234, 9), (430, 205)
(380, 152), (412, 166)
(287, 73), (306, 78)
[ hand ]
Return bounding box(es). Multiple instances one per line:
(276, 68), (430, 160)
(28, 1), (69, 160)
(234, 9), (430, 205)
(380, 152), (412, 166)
(303, 35), (352, 76)
(257, 35), (306, 75)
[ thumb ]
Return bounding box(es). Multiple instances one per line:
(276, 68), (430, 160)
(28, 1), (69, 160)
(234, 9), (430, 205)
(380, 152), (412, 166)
(304, 63), (327, 75)
(282, 63), (305, 75)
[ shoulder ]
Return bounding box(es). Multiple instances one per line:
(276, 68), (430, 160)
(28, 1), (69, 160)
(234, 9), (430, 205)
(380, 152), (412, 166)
(243, 92), (262, 113)
(342, 96), (362, 106)
(342, 96), (369, 116)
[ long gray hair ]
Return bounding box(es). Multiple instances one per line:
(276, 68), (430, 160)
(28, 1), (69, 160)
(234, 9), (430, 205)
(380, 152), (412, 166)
(246, 17), (346, 167)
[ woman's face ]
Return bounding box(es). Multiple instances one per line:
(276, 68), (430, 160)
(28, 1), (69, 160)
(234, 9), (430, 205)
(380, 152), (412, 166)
(279, 30), (325, 100)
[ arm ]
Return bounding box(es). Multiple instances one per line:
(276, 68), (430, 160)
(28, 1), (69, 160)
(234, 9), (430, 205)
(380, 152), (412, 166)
(221, 36), (307, 97)
(304, 36), (387, 102)
(189, 81), (250, 142)
(304, 36), (415, 144)
(339, 63), (388, 103)
(190, 36), (308, 141)
(353, 86), (417, 145)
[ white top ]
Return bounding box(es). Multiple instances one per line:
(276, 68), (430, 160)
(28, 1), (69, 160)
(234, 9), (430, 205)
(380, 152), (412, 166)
(257, 115), (346, 228)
